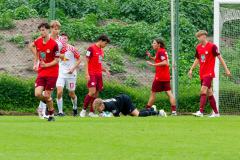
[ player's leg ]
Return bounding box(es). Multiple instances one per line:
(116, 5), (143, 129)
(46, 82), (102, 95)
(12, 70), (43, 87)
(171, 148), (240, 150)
(56, 77), (65, 116)
(207, 87), (220, 117)
(88, 91), (99, 117)
(67, 78), (78, 116)
(80, 87), (96, 117)
(193, 80), (208, 117)
(146, 91), (157, 109)
(165, 90), (177, 116)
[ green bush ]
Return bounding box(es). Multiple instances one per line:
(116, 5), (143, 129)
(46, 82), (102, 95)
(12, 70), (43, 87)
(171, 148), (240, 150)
(8, 34), (25, 48)
(0, 12), (15, 29)
(14, 5), (38, 20)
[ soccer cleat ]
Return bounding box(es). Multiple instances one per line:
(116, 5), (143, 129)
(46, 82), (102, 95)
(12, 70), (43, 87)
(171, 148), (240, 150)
(57, 113), (65, 117)
(159, 109), (167, 117)
(88, 112), (99, 117)
(80, 109), (86, 117)
(73, 109), (78, 117)
(192, 111), (203, 117)
(171, 111), (177, 116)
(43, 115), (49, 119)
(151, 105), (157, 112)
(209, 113), (220, 118)
(47, 116), (55, 122)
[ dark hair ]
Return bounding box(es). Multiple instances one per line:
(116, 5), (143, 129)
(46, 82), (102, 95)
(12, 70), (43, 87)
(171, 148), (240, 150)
(38, 22), (50, 30)
(154, 38), (165, 48)
(97, 34), (110, 43)
(61, 33), (68, 37)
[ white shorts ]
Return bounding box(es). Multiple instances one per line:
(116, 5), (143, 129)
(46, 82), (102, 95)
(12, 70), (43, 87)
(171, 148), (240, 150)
(56, 77), (77, 91)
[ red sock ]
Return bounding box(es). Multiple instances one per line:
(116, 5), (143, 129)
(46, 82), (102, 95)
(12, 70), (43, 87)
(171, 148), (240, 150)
(200, 94), (207, 113)
(146, 105), (151, 109)
(171, 105), (176, 112)
(48, 109), (54, 116)
(90, 97), (96, 113)
(209, 95), (219, 114)
(83, 94), (94, 110)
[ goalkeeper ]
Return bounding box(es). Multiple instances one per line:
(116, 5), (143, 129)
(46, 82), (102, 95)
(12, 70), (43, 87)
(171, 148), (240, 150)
(93, 94), (166, 117)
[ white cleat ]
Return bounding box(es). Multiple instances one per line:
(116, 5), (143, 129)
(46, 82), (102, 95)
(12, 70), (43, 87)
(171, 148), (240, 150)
(80, 109), (86, 117)
(171, 111), (177, 116)
(209, 113), (220, 118)
(159, 109), (167, 117)
(37, 108), (43, 119)
(192, 111), (203, 117)
(152, 105), (157, 112)
(43, 115), (49, 119)
(88, 112), (99, 117)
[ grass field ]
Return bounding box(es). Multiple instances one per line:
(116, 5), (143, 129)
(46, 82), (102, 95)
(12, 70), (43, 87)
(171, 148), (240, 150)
(0, 116), (240, 160)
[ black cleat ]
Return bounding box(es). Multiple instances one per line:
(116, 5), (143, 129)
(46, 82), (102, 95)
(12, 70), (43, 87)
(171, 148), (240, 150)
(57, 113), (65, 117)
(47, 116), (55, 122)
(73, 109), (78, 116)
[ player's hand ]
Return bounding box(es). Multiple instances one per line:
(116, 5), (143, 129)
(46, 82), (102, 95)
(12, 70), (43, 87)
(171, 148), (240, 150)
(188, 70), (193, 79)
(33, 64), (38, 72)
(85, 74), (90, 81)
(68, 68), (75, 74)
(106, 70), (111, 78)
(146, 61), (154, 66)
(225, 69), (231, 77)
(40, 61), (48, 68)
(146, 50), (151, 58)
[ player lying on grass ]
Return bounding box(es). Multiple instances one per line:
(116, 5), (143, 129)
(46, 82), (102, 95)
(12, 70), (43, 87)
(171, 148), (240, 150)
(189, 30), (231, 117)
(80, 35), (111, 118)
(146, 39), (177, 116)
(93, 94), (167, 117)
(56, 33), (81, 117)
(30, 22), (59, 122)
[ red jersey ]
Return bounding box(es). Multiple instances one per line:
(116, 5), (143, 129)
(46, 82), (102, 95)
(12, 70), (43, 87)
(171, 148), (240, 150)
(34, 37), (59, 77)
(195, 42), (220, 80)
(154, 48), (170, 81)
(86, 44), (104, 75)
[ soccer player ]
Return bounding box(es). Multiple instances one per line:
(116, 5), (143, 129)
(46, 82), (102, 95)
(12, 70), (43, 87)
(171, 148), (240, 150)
(145, 39), (177, 115)
(189, 30), (231, 117)
(56, 33), (81, 116)
(93, 94), (167, 117)
(37, 20), (66, 118)
(80, 35), (111, 117)
(30, 22), (59, 122)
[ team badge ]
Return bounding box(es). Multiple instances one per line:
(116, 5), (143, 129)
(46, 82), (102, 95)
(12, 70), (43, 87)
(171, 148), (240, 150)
(40, 52), (46, 59)
(91, 82), (95, 86)
(201, 54), (206, 62)
(205, 51), (208, 54)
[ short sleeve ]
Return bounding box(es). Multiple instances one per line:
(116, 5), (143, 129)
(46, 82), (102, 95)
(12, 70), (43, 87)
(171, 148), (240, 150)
(53, 44), (59, 58)
(195, 49), (199, 59)
(86, 47), (93, 58)
(157, 51), (167, 61)
(212, 44), (220, 57)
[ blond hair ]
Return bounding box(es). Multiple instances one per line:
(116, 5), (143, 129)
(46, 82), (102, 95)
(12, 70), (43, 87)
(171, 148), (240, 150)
(93, 98), (104, 111)
(50, 20), (61, 28)
(195, 30), (208, 37)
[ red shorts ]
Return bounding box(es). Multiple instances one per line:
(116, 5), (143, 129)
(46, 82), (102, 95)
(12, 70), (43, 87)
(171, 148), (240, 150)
(87, 75), (103, 91)
(151, 80), (171, 92)
(201, 76), (213, 89)
(35, 76), (58, 91)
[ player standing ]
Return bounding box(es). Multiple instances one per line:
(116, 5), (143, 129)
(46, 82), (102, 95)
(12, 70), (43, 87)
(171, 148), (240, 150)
(80, 35), (111, 117)
(189, 30), (231, 117)
(30, 22), (59, 121)
(56, 33), (81, 116)
(37, 20), (66, 118)
(145, 39), (177, 115)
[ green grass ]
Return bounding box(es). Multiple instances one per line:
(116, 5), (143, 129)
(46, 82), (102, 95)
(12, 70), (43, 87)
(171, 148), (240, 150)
(0, 116), (240, 160)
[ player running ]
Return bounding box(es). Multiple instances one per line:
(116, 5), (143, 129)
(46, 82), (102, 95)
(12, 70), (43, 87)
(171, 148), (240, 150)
(56, 33), (81, 116)
(93, 94), (167, 117)
(80, 35), (111, 117)
(189, 30), (231, 117)
(37, 20), (66, 118)
(30, 22), (59, 122)
(145, 39), (177, 116)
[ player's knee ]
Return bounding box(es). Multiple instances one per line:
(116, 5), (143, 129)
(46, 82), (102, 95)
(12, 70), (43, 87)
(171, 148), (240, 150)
(200, 87), (208, 94)
(35, 91), (42, 98)
(69, 91), (75, 98)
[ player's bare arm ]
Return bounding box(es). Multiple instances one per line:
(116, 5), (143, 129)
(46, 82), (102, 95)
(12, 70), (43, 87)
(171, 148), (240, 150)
(147, 60), (168, 66)
(29, 42), (38, 71)
(146, 50), (156, 60)
(102, 66), (111, 77)
(85, 58), (90, 81)
(217, 55), (231, 76)
(68, 58), (81, 74)
(188, 58), (199, 79)
(40, 57), (59, 68)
